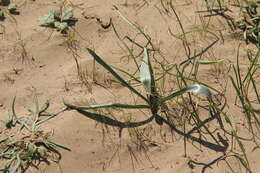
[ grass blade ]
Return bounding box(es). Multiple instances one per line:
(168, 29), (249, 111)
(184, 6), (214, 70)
(179, 39), (218, 66)
(111, 65), (141, 83)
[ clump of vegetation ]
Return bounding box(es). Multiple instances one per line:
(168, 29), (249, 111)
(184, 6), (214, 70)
(0, 98), (69, 172)
(62, 4), (259, 172)
(201, 0), (260, 47)
(64, 48), (213, 128)
(235, 1), (260, 46)
(0, 0), (18, 20)
(38, 7), (78, 33)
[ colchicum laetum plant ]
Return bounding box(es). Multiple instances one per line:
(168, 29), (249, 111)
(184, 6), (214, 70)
(64, 48), (213, 133)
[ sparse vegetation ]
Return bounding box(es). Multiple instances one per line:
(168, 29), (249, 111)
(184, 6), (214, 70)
(199, 0), (260, 47)
(0, 0), (259, 173)
(0, 98), (69, 172)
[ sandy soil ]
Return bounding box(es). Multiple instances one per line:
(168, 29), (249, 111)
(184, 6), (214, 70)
(0, 0), (259, 173)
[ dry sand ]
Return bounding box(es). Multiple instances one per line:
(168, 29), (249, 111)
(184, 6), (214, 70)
(0, 0), (259, 173)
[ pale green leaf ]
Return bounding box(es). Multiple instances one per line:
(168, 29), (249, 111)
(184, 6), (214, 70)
(140, 48), (152, 94)
(54, 21), (61, 28)
(38, 9), (57, 24)
(62, 7), (73, 21)
(55, 22), (68, 31)
(7, 3), (16, 12)
(158, 84), (212, 104)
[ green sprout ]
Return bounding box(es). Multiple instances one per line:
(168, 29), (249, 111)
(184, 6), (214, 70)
(38, 8), (78, 33)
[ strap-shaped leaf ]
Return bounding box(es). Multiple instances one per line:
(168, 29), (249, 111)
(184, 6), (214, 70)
(64, 101), (150, 110)
(87, 48), (149, 103)
(158, 84), (212, 104)
(75, 109), (154, 128)
(140, 48), (152, 94)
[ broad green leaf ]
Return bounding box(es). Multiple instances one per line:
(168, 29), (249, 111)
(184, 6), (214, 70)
(58, 22), (68, 31)
(140, 48), (152, 94)
(158, 84), (212, 104)
(64, 101), (150, 110)
(87, 48), (149, 103)
(62, 7), (73, 21)
(54, 21), (68, 31)
(7, 3), (16, 12)
(54, 21), (61, 28)
(38, 9), (57, 25)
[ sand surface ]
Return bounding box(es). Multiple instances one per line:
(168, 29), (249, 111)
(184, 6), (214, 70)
(0, 0), (259, 173)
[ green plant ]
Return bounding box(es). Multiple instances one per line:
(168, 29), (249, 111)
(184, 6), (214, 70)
(0, 0), (17, 20)
(235, 1), (260, 47)
(62, 6), (230, 162)
(201, 0), (260, 47)
(38, 7), (77, 33)
(0, 98), (69, 172)
(60, 4), (259, 172)
(229, 47), (260, 139)
(64, 47), (213, 134)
